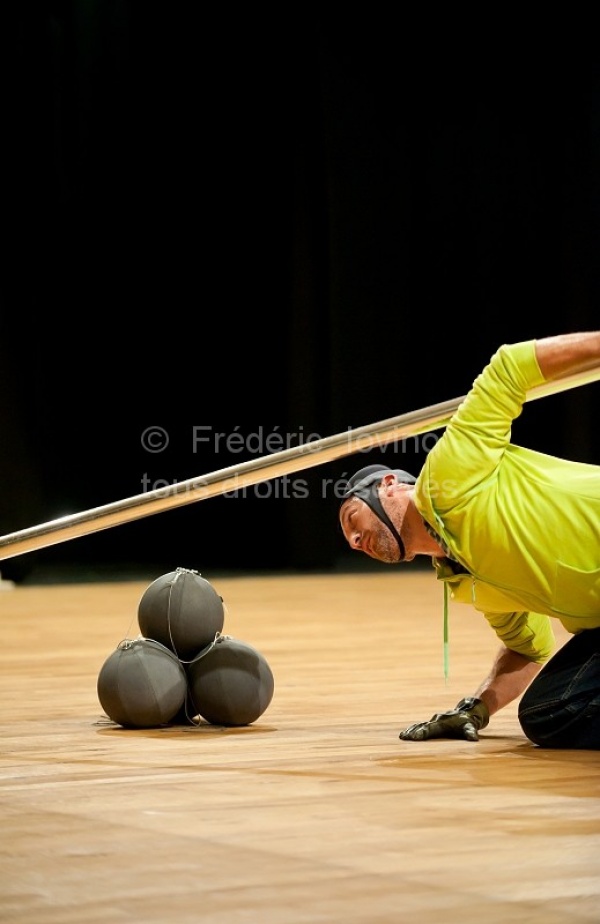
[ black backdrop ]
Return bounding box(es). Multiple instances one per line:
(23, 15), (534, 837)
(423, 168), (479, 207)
(2, 5), (599, 581)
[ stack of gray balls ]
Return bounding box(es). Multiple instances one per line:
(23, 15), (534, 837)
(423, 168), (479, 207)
(97, 567), (275, 729)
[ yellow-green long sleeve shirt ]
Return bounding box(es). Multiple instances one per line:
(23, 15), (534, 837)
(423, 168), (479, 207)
(414, 339), (600, 663)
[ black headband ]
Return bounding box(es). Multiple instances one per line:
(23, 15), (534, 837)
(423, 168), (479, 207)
(342, 465), (416, 559)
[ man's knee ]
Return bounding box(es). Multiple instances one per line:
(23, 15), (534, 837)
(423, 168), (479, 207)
(518, 694), (600, 749)
(518, 697), (563, 747)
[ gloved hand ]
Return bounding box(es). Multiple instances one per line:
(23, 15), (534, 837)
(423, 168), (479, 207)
(398, 697), (490, 742)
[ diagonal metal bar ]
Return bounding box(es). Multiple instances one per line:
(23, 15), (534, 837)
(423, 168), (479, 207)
(0, 366), (598, 561)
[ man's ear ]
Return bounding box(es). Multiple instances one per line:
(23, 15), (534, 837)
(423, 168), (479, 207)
(380, 472), (398, 492)
(381, 473), (411, 495)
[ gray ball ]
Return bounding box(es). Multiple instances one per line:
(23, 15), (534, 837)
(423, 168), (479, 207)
(97, 637), (188, 728)
(186, 635), (275, 726)
(138, 568), (225, 660)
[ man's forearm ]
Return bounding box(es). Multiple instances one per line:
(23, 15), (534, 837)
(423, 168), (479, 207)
(474, 646), (542, 716)
(535, 331), (600, 382)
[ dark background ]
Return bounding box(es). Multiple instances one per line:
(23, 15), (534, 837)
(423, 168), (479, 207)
(2, 4), (599, 583)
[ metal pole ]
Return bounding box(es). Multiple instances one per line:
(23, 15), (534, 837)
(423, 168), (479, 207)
(0, 367), (598, 561)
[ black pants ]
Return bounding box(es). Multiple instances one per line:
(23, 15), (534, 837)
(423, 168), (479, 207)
(518, 627), (600, 749)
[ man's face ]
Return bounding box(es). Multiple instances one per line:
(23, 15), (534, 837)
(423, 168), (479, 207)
(339, 495), (402, 564)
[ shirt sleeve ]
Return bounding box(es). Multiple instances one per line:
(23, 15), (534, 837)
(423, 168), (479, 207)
(483, 610), (555, 663)
(423, 340), (546, 506)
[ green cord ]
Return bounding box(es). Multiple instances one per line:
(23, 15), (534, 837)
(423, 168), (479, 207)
(443, 581), (449, 683)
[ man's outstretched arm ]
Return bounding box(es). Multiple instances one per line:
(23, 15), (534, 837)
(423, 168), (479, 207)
(534, 331), (600, 381)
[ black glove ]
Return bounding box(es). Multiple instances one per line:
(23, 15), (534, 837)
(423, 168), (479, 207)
(398, 697), (490, 742)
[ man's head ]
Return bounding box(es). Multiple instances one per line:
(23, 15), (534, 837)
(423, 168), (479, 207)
(339, 464), (417, 563)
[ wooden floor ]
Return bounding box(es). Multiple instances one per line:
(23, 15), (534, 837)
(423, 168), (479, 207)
(0, 568), (599, 924)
